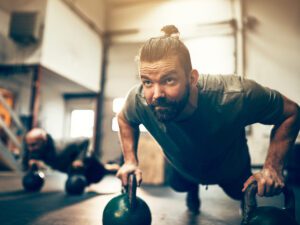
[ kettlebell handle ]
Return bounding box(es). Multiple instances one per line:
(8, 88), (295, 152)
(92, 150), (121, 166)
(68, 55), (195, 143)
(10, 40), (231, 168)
(31, 163), (39, 171)
(241, 181), (295, 225)
(127, 173), (137, 210)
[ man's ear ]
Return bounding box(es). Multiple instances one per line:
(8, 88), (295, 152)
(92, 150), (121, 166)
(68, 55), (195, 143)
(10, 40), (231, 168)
(190, 69), (199, 86)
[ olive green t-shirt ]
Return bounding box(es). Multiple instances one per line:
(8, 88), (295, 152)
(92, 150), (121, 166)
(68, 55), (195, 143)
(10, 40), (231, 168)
(122, 75), (284, 184)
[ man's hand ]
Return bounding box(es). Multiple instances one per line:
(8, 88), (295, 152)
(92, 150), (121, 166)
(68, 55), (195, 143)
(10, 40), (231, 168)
(72, 160), (84, 169)
(242, 167), (284, 196)
(28, 159), (47, 170)
(116, 162), (142, 187)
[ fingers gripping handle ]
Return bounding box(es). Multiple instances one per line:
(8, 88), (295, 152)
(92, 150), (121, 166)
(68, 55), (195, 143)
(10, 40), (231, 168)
(241, 182), (258, 225)
(241, 181), (296, 225)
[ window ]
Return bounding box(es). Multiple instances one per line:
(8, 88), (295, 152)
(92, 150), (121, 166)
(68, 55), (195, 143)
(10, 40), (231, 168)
(70, 109), (94, 138)
(112, 98), (147, 132)
(185, 35), (235, 74)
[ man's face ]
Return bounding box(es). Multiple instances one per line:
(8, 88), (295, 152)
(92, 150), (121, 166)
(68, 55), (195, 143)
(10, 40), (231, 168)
(140, 55), (190, 122)
(26, 136), (45, 153)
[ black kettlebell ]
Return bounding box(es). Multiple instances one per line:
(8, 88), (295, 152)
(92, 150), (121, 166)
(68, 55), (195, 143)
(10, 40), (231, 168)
(102, 174), (152, 225)
(65, 170), (87, 195)
(22, 163), (45, 192)
(241, 182), (299, 225)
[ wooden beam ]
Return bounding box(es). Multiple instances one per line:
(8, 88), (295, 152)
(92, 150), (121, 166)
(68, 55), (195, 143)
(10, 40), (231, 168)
(93, 37), (110, 158)
(29, 65), (42, 129)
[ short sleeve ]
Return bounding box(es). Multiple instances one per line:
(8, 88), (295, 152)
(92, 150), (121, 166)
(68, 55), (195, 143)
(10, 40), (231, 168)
(121, 85), (142, 126)
(242, 79), (284, 125)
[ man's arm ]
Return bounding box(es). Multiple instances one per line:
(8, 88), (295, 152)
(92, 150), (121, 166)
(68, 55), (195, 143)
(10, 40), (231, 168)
(116, 111), (142, 187)
(22, 145), (30, 171)
(22, 144), (47, 171)
(72, 138), (90, 167)
(243, 96), (300, 196)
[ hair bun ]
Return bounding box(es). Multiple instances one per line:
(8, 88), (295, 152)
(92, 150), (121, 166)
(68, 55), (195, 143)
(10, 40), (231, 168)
(161, 25), (180, 38)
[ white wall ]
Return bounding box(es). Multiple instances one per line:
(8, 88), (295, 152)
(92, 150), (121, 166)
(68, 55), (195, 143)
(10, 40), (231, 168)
(105, 43), (140, 98)
(107, 0), (233, 43)
(0, 8), (9, 35)
(245, 0), (300, 102)
(108, 0), (232, 29)
(245, 0), (300, 164)
(40, 0), (102, 92)
(39, 82), (65, 139)
(71, 0), (106, 32)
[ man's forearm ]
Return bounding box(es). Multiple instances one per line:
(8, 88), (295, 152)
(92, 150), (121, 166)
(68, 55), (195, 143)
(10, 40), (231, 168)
(75, 139), (90, 160)
(22, 152), (29, 171)
(264, 104), (300, 170)
(117, 112), (140, 165)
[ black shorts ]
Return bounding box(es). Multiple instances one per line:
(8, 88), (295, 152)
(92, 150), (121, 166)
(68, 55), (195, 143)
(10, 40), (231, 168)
(168, 163), (252, 200)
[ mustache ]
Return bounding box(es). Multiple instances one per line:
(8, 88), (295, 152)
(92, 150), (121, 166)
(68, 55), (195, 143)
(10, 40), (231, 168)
(150, 97), (174, 107)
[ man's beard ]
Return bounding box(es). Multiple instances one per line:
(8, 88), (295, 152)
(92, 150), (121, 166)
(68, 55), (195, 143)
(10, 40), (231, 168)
(149, 84), (190, 122)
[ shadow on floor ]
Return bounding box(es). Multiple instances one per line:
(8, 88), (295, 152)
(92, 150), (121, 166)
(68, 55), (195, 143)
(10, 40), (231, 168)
(0, 189), (102, 225)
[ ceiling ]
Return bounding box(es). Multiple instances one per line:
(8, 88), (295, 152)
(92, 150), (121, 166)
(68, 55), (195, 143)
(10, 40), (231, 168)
(0, 0), (46, 12)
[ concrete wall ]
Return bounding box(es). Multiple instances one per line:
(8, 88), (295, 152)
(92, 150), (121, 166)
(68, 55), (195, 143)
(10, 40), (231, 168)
(245, 0), (300, 164)
(0, 8), (9, 35)
(40, 0), (102, 92)
(69, 0), (106, 32)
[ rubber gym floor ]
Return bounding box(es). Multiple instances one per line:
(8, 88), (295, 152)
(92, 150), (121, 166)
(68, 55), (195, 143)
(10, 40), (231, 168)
(0, 172), (299, 225)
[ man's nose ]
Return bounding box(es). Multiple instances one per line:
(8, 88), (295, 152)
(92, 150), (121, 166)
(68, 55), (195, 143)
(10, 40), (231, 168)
(153, 85), (165, 100)
(28, 145), (38, 151)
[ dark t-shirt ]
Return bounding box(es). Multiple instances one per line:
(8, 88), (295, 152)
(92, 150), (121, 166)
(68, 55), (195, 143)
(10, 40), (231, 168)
(121, 75), (284, 184)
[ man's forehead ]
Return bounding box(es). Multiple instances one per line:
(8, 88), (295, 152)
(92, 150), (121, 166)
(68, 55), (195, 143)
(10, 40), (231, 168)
(26, 136), (39, 143)
(26, 134), (45, 143)
(140, 57), (181, 74)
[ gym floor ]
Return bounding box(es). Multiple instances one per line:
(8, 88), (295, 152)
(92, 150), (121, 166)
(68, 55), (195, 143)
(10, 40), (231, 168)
(0, 172), (299, 225)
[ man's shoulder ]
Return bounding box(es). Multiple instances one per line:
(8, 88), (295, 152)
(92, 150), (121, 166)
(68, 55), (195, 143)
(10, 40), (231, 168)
(127, 84), (143, 97)
(199, 74), (245, 94)
(125, 84), (146, 106)
(122, 84), (149, 125)
(197, 75), (251, 110)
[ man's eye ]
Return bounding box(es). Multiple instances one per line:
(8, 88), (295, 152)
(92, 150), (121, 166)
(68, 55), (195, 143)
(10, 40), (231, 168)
(143, 80), (152, 87)
(165, 78), (175, 84)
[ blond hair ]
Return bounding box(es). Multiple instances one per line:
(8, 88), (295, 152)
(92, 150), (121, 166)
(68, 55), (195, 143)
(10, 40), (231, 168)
(137, 25), (192, 75)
